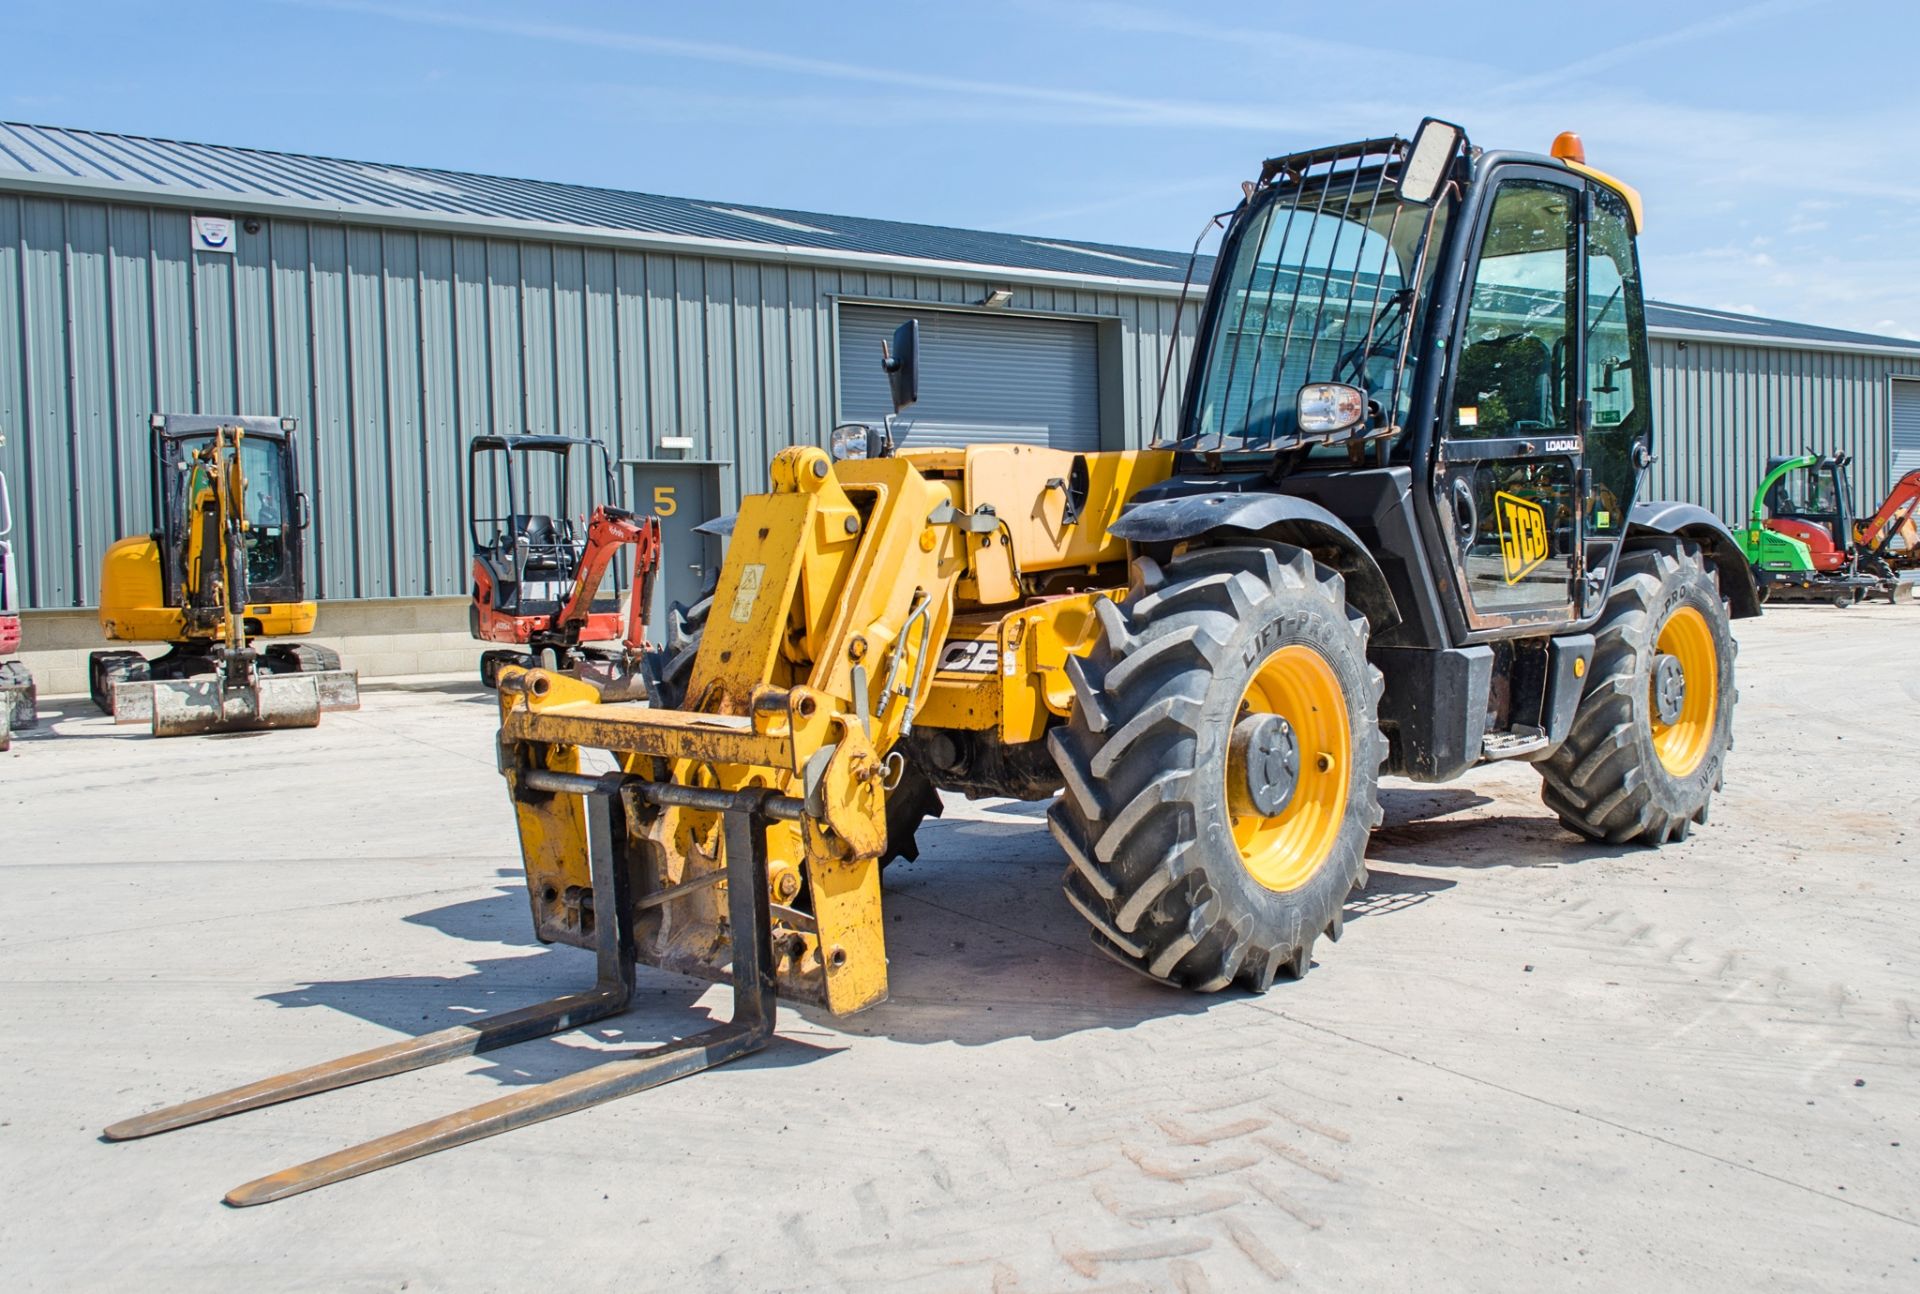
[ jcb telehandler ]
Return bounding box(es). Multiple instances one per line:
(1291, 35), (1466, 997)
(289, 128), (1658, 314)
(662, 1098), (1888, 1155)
(90, 415), (359, 737)
(108, 121), (1758, 1204)
(467, 433), (663, 693)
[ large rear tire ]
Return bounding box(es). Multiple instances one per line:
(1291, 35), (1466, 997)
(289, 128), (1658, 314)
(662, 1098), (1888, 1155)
(1539, 540), (1736, 844)
(1048, 541), (1383, 991)
(646, 592), (714, 711)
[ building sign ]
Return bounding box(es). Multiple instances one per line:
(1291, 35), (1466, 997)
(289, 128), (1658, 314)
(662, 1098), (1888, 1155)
(191, 215), (236, 254)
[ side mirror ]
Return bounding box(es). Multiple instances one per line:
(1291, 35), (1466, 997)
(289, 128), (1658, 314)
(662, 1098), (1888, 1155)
(881, 319), (919, 414)
(1400, 118), (1463, 206)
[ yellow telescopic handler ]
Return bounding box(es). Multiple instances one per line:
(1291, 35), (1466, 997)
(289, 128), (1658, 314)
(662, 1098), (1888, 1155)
(107, 121), (1759, 1204)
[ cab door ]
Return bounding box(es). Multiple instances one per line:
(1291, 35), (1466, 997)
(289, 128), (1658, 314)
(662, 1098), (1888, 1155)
(1432, 170), (1585, 630)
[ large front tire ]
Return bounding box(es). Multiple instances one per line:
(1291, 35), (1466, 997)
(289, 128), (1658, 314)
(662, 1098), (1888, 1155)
(1540, 540), (1736, 844)
(1048, 541), (1384, 992)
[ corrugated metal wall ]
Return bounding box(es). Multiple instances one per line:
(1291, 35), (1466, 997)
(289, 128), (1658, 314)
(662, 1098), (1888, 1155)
(9, 186), (1919, 614)
(0, 191), (1194, 609)
(1645, 338), (1920, 523)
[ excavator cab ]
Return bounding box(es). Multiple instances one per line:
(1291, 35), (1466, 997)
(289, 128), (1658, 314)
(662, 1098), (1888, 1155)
(467, 434), (661, 688)
(1763, 453), (1852, 560)
(469, 435), (619, 627)
(155, 420), (304, 611)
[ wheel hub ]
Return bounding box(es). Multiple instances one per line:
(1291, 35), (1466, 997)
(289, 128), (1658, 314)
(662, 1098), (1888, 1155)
(1230, 712), (1300, 818)
(1652, 653), (1686, 725)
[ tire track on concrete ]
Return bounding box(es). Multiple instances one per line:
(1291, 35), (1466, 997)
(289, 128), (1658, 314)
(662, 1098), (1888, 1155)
(1251, 1003), (1919, 1231)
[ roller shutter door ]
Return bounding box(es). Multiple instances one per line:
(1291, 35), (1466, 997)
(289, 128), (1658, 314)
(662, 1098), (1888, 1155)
(1893, 379), (1920, 476)
(838, 305), (1101, 451)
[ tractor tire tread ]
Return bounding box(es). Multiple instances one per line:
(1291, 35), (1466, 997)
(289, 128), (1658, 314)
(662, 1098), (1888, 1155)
(1048, 540), (1384, 994)
(1540, 541), (1735, 845)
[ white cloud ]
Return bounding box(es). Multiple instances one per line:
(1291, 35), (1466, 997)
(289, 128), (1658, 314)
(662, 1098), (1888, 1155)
(283, 0), (1918, 337)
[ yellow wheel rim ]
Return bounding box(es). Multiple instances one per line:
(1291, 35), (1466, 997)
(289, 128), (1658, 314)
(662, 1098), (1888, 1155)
(1650, 605), (1718, 777)
(1228, 645), (1351, 892)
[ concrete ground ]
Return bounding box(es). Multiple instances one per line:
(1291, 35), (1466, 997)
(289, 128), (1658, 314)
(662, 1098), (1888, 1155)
(2, 604), (1915, 1292)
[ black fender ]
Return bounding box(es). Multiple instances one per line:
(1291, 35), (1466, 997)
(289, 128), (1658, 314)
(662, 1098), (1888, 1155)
(1626, 500), (1761, 619)
(1109, 492), (1401, 631)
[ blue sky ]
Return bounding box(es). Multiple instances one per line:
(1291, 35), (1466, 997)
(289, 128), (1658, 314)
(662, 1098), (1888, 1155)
(8, 0), (1918, 337)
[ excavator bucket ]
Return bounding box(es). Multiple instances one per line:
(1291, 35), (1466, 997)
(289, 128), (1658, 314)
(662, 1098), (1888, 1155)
(112, 668), (359, 737)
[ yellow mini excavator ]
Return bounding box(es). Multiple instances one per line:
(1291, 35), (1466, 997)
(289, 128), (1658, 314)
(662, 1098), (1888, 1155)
(108, 122), (1761, 1204)
(90, 414), (358, 737)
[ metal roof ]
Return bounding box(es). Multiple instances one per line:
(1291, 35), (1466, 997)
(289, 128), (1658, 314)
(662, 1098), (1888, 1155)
(0, 121), (1194, 286)
(4, 121), (1917, 355)
(1641, 300), (1920, 355)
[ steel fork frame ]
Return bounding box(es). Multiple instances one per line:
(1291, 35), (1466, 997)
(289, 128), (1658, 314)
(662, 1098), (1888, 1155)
(104, 778), (781, 1207)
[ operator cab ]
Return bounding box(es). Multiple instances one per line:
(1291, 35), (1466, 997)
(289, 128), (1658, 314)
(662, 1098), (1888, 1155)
(149, 414), (307, 608)
(1155, 119), (1654, 642)
(1764, 454), (1852, 539)
(468, 435), (623, 622)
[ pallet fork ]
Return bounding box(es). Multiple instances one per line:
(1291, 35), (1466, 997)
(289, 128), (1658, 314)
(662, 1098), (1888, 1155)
(103, 774), (784, 1206)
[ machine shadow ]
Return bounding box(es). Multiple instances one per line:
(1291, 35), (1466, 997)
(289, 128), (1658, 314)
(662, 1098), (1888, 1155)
(256, 785), (1642, 1089)
(1370, 782), (1643, 870)
(262, 900), (838, 1089)
(14, 698), (141, 739)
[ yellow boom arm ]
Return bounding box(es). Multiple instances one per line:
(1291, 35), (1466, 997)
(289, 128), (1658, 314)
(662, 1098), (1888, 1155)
(497, 442), (1168, 1013)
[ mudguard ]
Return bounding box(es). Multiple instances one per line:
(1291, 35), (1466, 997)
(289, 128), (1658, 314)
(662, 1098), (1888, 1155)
(1109, 490), (1400, 631)
(1627, 500), (1761, 618)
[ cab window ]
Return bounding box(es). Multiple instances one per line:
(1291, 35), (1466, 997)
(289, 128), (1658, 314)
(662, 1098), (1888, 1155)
(1584, 185), (1646, 535)
(1452, 181), (1576, 439)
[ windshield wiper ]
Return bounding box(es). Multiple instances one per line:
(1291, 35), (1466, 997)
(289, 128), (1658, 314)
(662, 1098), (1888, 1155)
(1333, 287), (1413, 392)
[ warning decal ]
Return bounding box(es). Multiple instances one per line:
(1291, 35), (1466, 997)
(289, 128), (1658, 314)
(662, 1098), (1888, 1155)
(729, 564), (766, 622)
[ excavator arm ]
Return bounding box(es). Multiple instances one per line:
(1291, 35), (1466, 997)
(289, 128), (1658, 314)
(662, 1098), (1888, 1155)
(550, 504), (663, 651)
(1854, 469), (1920, 560)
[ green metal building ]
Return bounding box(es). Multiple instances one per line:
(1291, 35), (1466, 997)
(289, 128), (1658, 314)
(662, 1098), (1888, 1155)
(3, 121), (1917, 627)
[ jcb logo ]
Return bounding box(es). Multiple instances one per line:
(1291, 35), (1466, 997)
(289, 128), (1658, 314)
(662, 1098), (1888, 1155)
(1495, 491), (1549, 584)
(937, 639), (1000, 675)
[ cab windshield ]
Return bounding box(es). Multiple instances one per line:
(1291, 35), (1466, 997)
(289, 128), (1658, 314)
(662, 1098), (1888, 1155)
(174, 433), (293, 584)
(1184, 171), (1451, 451)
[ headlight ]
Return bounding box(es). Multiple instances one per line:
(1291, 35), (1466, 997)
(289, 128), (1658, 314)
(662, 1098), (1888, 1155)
(1296, 383), (1367, 436)
(829, 423), (872, 461)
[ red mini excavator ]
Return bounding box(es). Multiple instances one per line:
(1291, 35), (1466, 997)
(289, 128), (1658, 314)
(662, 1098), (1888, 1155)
(467, 434), (662, 692)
